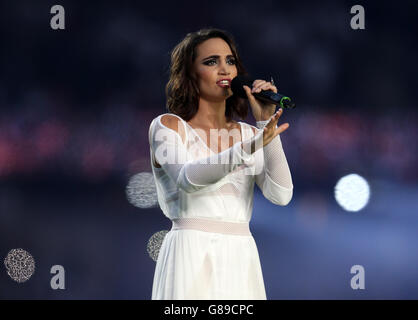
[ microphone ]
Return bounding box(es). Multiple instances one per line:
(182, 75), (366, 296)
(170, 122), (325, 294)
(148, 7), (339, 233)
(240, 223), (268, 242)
(231, 75), (296, 109)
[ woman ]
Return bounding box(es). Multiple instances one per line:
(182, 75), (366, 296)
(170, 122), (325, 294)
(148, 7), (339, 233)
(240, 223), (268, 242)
(148, 28), (293, 300)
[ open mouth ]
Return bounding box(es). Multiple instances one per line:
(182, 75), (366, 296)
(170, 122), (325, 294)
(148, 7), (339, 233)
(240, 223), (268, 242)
(216, 79), (231, 88)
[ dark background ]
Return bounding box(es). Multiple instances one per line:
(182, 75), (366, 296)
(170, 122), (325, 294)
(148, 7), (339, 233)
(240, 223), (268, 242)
(0, 0), (417, 299)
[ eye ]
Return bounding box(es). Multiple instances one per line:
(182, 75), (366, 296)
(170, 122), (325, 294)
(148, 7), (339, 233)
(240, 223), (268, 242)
(227, 58), (236, 65)
(203, 58), (236, 66)
(204, 59), (216, 66)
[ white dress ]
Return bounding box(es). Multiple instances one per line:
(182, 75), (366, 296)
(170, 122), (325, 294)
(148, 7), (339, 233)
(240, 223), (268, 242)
(148, 112), (293, 300)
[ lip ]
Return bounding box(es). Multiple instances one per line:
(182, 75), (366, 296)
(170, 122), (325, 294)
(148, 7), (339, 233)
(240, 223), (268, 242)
(216, 78), (232, 87)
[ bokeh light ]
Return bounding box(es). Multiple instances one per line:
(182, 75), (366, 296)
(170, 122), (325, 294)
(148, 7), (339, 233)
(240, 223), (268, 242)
(147, 230), (169, 262)
(126, 172), (158, 209)
(334, 173), (370, 212)
(4, 248), (36, 283)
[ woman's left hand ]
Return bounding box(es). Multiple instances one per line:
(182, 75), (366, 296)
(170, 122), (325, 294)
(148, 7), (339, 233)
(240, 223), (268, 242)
(243, 79), (277, 121)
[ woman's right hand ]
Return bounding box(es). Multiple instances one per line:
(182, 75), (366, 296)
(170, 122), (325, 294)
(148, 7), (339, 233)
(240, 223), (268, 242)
(261, 108), (289, 147)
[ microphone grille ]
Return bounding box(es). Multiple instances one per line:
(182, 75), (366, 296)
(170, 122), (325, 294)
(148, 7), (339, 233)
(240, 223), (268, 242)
(231, 75), (253, 99)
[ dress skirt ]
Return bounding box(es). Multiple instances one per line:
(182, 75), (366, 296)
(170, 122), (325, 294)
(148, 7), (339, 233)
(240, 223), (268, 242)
(151, 218), (267, 300)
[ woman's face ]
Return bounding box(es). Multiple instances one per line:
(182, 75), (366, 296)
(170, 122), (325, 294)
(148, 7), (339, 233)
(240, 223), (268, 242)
(192, 37), (238, 102)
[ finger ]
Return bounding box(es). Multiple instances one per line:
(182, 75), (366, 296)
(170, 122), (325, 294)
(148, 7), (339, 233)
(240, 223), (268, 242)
(252, 80), (268, 92)
(275, 122), (290, 135)
(268, 114), (279, 128)
(264, 109), (283, 133)
(243, 85), (257, 102)
(254, 82), (277, 93)
(264, 83), (277, 93)
(243, 85), (255, 97)
(268, 108), (283, 125)
(252, 79), (274, 89)
(252, 80), (265, 87)
(270, 113), (281, 129)
(252, 80), (266, 90)
(264, 123), (277, 138)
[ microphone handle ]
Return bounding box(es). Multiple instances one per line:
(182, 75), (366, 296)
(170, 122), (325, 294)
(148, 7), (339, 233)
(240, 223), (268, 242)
(253, 90), (296, 109)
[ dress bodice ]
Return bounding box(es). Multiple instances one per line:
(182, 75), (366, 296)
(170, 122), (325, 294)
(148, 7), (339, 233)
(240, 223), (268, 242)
(149, 113), (262, 222)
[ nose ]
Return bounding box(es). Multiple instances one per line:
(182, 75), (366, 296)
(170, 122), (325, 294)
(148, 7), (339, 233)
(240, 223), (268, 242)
(218, 60), (231, 75)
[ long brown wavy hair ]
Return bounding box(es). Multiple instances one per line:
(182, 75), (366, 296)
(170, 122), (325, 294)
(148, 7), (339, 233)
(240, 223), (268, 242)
(165, 28), (249, 122)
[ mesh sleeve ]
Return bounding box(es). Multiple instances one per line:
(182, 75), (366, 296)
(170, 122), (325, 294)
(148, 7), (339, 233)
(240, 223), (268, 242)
(149, 117), (264, 193)
(254, 118), (294, 205)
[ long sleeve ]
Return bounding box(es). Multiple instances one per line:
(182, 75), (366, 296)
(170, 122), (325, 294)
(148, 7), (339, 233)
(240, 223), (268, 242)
(254, 119), (293, 205)
(149, 117), (264, 193)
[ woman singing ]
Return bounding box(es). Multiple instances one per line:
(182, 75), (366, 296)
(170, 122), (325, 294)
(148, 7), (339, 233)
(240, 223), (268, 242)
(148, 28), (293, 299)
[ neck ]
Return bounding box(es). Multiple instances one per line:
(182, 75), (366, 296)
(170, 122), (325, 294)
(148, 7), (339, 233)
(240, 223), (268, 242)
(190, 97), (228, 129)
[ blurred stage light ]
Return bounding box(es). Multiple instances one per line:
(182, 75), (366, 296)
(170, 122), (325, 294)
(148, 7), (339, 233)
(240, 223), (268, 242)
(334, 173), (370, 212)
(125, 172), (158, 209)
(147, 230), (169, 262)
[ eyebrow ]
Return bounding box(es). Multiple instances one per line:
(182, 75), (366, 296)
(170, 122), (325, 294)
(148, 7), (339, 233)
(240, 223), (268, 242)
(201, 54), (235, 62)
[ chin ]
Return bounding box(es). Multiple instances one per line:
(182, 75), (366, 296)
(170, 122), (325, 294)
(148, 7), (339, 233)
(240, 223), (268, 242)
(219, 92), (232, 100)
(224, 90), (233, 99)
